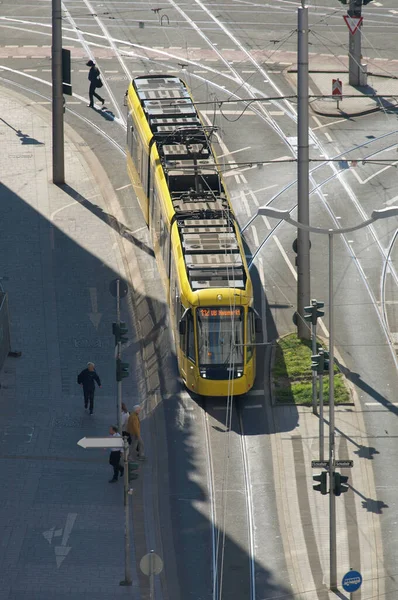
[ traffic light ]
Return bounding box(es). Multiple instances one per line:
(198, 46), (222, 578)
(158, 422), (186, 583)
(128, 462), (139, 481)
(313, 471), (328, 495)
(311, 348), (330, 374)
(311, 352), (324, 374)
(112, 321), (128, 345)
(333, 472), (349, 496)
(116, 358), (129, 381)
(304, 300), (324, 326)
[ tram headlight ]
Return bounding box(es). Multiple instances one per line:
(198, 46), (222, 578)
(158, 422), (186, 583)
(200, 369), (207, 378)
(236, 370), (243, 378)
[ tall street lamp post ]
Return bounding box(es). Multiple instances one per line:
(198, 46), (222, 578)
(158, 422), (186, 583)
(256, 205), (398, 590)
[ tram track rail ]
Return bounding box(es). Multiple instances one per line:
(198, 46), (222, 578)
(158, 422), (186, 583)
(201, 396), (256, 600)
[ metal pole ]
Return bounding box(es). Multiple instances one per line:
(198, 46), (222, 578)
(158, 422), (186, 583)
(312, 320), (317, 414)
(297, 3), (311, 340)
(319, 373), (324, 461)
(51, 0), (64, 184)
(328, 232), (337, 590)
(149, 550), (155, 600)
(348, 0), (361, 86)
(120, 436), (132, 586)
(116, 279), (122, 432)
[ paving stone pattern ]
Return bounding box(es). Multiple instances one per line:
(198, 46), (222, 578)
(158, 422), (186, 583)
(0, 87), (140, 599)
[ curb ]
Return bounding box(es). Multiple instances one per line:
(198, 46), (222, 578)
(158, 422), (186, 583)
(270, 332), (356, 408)
(284, 68), (394, 118)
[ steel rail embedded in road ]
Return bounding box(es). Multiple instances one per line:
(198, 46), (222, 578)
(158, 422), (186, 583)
(202, 402), (219, 600)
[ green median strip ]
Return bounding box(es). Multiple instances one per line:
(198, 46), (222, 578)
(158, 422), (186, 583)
(272, 333), (351, 406)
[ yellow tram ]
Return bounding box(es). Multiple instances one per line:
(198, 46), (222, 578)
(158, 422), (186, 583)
(126, 75), (258, 396)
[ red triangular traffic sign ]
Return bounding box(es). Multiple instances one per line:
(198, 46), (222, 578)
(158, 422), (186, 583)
(343, 15), (363, 35)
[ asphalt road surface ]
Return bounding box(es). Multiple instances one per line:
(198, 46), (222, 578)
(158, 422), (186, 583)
(1, 0), (398, 598)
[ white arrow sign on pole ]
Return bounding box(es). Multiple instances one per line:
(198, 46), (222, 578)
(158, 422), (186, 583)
(77, 436), (124, 449)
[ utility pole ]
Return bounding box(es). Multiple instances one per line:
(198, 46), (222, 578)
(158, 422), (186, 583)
(51, 0), (65, 184)
(328, 232), (337, 590)
(116, 278), (122, 432)
(121, 436), (132, 587)
(348, 0), (362, 86)
(297, 2), (311, 340)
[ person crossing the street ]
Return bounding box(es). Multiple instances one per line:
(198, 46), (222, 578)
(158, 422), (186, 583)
(77, 362), (101, 415)
(86, 60), (105, 108)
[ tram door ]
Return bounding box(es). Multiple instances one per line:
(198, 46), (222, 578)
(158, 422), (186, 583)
(179, 310), (198, 392)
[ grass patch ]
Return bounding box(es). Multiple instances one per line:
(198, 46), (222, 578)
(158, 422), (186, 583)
(273, 333), (351, 406)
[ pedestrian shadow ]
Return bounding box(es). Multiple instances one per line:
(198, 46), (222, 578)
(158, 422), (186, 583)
(0, 117), (44, 145)
(322, 416), (380, 461)
(92, 106), (115, 121)
(349, 484), (389, 514)
(56, 183), (155, 258)
(335, 360), (397, 415)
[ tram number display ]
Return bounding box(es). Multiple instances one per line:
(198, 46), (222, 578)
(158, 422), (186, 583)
(199, 308), (242, 318)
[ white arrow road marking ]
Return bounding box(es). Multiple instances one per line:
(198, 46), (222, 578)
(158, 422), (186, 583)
(88, 287), (102, 329)
(43, 513), (77, 568)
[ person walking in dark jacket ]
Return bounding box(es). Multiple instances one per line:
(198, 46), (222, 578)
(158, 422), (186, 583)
(86, 60), (105, 108)
(77, 362), (101, 415)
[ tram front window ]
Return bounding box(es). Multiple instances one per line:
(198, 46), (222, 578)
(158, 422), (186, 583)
(197, 307), (244, 379)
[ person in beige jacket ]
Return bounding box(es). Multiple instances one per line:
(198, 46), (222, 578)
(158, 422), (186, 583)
(126, 405), (145, 460)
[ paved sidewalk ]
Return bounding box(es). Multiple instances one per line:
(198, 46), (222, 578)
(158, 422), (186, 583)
(287, 59), (398, 117)
(0, 85), (142, 599)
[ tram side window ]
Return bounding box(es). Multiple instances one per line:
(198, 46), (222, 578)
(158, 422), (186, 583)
(246, 309), (256, 363)
(187, 311), (195, 363)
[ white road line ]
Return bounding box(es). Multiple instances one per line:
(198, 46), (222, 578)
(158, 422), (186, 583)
(365, 402), (398, 406)
(324, 132), (333, 142)
(240, 190), (251, 216)
(50, 201), (78, 221)
(252, 225), (259, 248)
(115, 183), (132, 191)
(218, 145), (251, 158)
(273, 236), (297, 279)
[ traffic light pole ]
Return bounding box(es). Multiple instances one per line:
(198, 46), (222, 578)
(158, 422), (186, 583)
(116, 279), (122, 433)
(319, 372), (324, 461)
(120, 436), (132, 587)
(51, 0), (65, 184)
(348, 0), (362, 86)
(328, 232), (337, 590)
(311, 321), (317, 415)
(297, 3), (311, 341)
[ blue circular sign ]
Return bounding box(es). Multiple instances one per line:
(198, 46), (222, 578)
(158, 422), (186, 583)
(342, 570), (362, 593)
